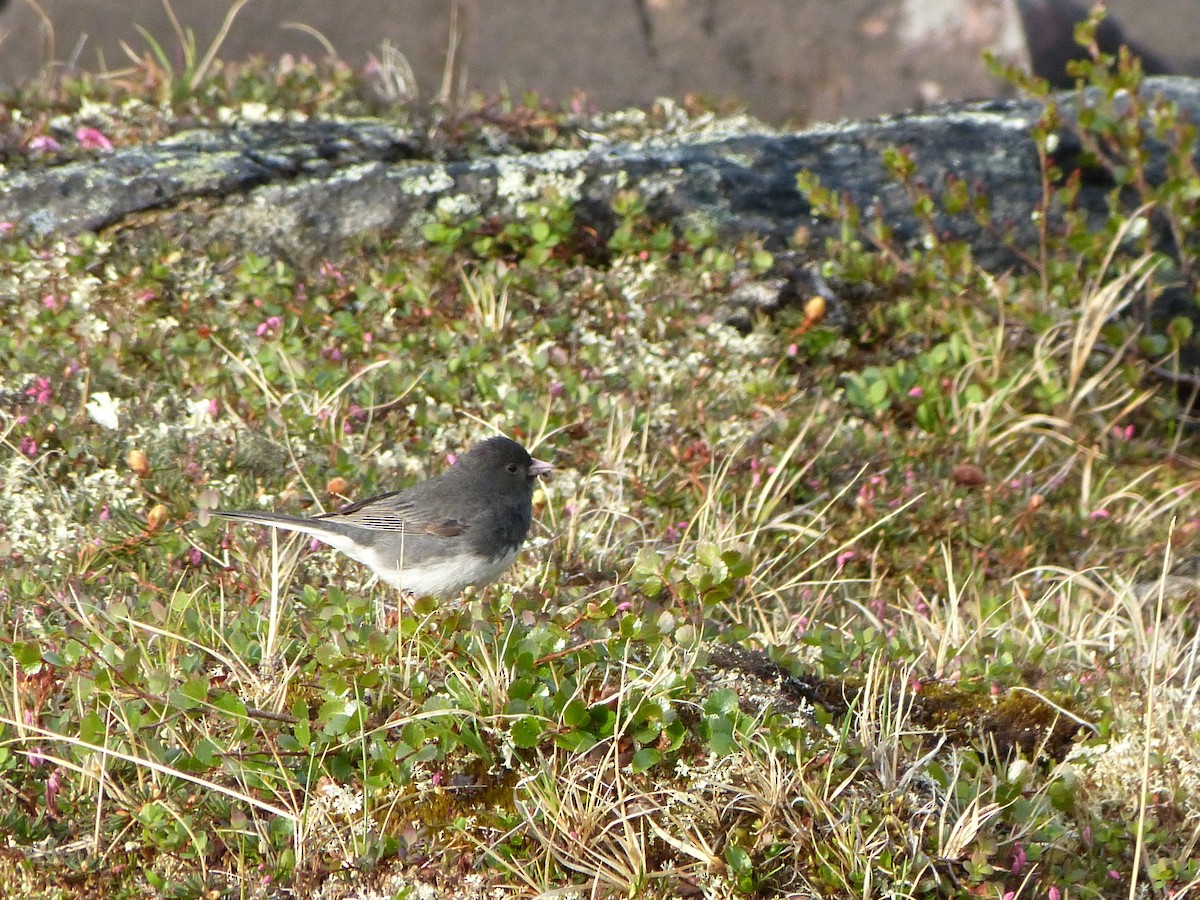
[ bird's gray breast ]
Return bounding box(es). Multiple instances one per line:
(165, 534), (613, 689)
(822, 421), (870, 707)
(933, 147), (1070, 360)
(470, 500), (533, 559)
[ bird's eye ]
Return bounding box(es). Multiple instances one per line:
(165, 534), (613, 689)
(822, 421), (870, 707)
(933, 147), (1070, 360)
(506, 463), (520, 474)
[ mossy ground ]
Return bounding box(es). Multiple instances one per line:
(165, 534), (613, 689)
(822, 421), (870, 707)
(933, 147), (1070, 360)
(2, 37), (1200, 900)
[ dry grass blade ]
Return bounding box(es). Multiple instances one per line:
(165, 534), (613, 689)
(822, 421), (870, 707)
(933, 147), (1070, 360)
(1, 718), (299, 821)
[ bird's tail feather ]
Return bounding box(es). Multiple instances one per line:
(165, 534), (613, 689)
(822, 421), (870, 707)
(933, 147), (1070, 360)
(212, 510), (332, 540)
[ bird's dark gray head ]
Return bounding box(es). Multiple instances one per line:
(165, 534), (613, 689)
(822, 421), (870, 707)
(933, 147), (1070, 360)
(455, 436), (553, 488)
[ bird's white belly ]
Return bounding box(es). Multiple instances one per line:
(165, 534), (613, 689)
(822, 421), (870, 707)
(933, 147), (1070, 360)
(368, 547), (520, 597)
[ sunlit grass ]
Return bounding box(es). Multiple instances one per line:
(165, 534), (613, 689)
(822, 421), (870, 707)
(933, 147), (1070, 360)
(4, 25), (1200, 899)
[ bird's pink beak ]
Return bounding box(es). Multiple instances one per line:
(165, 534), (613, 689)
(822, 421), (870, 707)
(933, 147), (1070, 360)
(530, 457), (553, 478)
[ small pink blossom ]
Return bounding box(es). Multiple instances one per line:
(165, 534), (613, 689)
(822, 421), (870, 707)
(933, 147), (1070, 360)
(1110, 424), (1134, 441)
(45, 767), (62, 811)
(615, 601), (632, 612)
(1048, 888), (1062, 900)
(320, 261), (344, 283)
(27, 134), (61, 152)
(908, 386), (924, 398)
(835, 550), (856, 570)
(256, 315), (282, 337)
(549, 381), (564, 397)
(25, 376), (52, 405)
(446, 453), (458, 466)
(911, 590), (930, 614)
(1108, 870), (1121, 881)
(19, 436), (38, 458)
(75, 127), (113, 151)
(786, 343), (799, 357)
(0, 221), (13, 234)
(42, 293), (62, 310)
(1010, 842), (1026, 875)
(665, 521), (689, 542)
(187, 548), (203, 566)
(363, 332), (373, 345)
(99, 503), (111, 522)
(1089, 509), (1111, 520)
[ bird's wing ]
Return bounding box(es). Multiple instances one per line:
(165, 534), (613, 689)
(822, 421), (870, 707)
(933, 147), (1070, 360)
(315, 488), (467, 536)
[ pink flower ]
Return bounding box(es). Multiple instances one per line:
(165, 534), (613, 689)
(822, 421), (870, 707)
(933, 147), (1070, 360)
(835, 550), (855, 570)
(1089, 509), (1110, 520)
(19, 436), (38, 458)
(1048, 888), (1062, 900)
(25, 377), (52, 405)
(786, 343), (799, 357)
(27, 134), (61, 152)
(1010, 842), (1026, 875)
(256, 315), (282, 337)
(75, 127), (113, 151)
(1110, 424), (1134, 441)
(665, 521), (689, 542)
(46, 767), (62, 810)
(99, 503), (110, 522)
(908, 386), (924, 398)
(0, 221), (13, 234)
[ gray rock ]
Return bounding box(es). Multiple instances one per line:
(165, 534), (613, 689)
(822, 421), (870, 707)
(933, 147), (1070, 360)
(5, 77), (1200, 276)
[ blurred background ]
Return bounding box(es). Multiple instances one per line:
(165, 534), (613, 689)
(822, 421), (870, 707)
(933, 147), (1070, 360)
(0, 0), (1195, 124)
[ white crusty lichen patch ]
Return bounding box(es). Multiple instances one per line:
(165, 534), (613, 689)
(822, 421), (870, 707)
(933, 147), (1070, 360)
(492, 151), (589, 212)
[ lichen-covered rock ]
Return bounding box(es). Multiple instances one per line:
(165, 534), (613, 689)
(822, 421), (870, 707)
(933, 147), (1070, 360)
(2, 77), (1198, 278)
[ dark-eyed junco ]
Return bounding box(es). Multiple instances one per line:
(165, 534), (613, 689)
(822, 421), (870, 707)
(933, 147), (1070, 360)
(214, 436), (552, 597)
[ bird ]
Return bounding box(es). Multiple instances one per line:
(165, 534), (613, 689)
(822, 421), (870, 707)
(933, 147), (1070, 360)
(213, 436), (552, 598)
